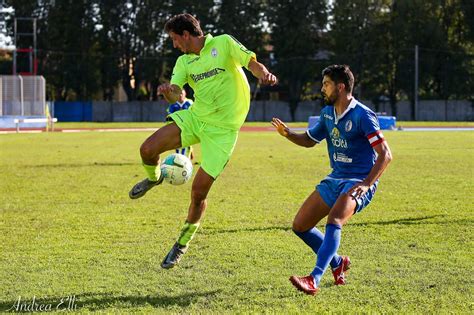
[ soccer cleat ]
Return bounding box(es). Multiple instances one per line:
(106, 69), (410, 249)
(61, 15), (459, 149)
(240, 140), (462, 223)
(129, 176), (163, 199)
(332, 256), (351, 285)
(161, 242), (188, 269)
(289, 275), (320, 295)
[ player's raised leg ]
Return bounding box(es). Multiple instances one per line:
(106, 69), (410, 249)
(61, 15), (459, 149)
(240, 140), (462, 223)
(292, 190), (343, 269)
(161, 168), (215, 269)
(310, 194), (357, 287)
(289, 190), (344, 294)
(129, 123), (182, 199)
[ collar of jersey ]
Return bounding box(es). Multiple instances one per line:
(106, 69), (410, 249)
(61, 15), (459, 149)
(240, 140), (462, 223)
(187, 34), (213, 57)
(334, 98), (358, 124)
(177, 99), (191, 105)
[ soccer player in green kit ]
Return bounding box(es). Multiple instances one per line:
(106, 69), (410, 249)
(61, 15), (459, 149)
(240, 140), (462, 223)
(129, 13), (278, 269)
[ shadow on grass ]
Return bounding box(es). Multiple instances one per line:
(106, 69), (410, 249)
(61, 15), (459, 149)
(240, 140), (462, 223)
(0, 290), (221, 312)
(351, 214), (446, 226)
(202, 226), (291, 235)
(202, 215), (457, 235)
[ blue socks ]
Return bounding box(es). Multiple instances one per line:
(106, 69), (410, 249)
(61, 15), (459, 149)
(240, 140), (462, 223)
(293, 227), (342, 269)
(310, 223), (342, 286)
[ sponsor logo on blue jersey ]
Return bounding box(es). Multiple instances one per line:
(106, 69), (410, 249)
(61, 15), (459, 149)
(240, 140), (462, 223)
(330, 127), (348, 148)
(324, 114), (333, 120)
(345, 120), (353, 132)
(333, 152), (353, 163)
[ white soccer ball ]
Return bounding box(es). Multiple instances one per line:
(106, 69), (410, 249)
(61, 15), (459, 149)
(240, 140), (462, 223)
(160, 153), (193, 185)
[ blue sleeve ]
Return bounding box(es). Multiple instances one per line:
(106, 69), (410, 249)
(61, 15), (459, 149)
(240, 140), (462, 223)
(167, 103), (180, 114)
(359, 108), (380, 137)
(306, 112), (327, 143)
(182, 100), (192, 110)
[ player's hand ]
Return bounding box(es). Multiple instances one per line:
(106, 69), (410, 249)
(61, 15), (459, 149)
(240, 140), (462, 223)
(259, 71), (278, 86)
(271, 117), (289, 137)
(347, 182), (370, 199)
(158, 83), (173, 95)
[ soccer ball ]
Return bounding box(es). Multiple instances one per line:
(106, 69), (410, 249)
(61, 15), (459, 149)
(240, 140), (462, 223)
(160, 153), (193, 185)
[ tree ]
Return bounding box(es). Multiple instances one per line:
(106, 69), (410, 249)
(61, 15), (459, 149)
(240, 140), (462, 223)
(43, 1), (102, 100)
(7, 0), (472, 108)
(266, 0), (328, 120)
(328, 0), (389, 102)
(95, 0), (121, 101)
(214, 0), (266, 55)
(385, 0), (474, 117)
(421, 0), (473, 101)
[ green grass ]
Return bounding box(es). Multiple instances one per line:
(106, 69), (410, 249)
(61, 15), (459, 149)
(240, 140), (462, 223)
(1, 128), (473, 313)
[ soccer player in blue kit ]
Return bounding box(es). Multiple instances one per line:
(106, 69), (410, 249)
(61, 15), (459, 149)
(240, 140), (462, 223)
(272, 65), (392, 295)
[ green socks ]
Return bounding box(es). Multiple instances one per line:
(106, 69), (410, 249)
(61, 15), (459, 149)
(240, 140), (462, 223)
(142, 163), (161, 182)
(177, 222), (200, 246)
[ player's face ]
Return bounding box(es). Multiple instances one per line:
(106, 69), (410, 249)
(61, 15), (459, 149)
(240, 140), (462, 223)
(169, 31), (189, 53)
(179, 89), (186, 101)
(321, 76), (339, 104)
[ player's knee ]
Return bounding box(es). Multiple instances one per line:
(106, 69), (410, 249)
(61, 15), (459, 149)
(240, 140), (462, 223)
(140, 141), (162, 160)
(327, 215), (344, 226)
(140, 142), (153, 159)
(292, 220), (307, 233)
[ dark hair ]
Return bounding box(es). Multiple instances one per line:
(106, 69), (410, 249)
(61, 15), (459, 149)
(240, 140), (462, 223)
(164, 13), (203, 36)
(322, 65), (354, 93)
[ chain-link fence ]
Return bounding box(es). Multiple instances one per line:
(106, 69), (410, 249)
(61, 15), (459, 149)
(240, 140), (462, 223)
(0, 75), (45, 116)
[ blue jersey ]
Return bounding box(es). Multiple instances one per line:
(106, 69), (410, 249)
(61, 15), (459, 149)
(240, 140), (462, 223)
(167, 99), (193, 115)
(307, 98), (385, 180)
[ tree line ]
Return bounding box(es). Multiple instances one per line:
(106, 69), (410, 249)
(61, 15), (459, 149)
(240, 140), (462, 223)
(4, 0), (474, 119)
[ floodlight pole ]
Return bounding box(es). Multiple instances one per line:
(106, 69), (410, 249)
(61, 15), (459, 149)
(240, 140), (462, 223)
(13, 17), (37, 75)
(414, 45), (419, 121)
(13, 18), (16, 74)
(19, 75), (23, 115)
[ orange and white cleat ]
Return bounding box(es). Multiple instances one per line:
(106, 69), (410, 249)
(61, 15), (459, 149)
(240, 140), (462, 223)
(332, 256), (351, 285)
(289, 275), (320, 295)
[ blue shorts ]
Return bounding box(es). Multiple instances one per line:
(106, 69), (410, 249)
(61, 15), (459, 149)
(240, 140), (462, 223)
(316, 177), (378, 213)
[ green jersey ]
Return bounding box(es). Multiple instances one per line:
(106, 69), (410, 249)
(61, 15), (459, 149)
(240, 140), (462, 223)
(170, 34), (256, 130)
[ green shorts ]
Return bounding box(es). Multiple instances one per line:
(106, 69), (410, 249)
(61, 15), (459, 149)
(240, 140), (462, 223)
(169, 110), (238, 179)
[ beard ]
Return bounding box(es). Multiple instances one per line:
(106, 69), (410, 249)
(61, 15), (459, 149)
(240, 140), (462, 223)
(322, 90), (339, 105)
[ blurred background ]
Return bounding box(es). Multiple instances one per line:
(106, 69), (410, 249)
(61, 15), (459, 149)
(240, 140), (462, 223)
(0, 0), (472, 122)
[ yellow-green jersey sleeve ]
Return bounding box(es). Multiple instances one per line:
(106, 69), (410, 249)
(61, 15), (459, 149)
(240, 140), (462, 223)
(225, 34), (256, 70)
(170, 56), (187, 88)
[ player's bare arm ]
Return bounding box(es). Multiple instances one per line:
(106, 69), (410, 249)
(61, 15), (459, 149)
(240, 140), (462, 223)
(271, 117), (317, 148)
(158, 83), (182, 103)
(248, 59), (278, 86)
(348, 141), (392, 198)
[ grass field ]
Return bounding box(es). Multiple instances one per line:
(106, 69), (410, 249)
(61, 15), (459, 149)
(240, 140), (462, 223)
(1, 125), (473, 313)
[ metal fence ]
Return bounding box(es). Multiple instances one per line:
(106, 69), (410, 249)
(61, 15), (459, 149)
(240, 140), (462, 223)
(51, 100), (473, 122)
(0, 75), (46, 116)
